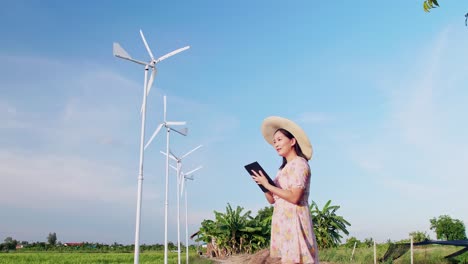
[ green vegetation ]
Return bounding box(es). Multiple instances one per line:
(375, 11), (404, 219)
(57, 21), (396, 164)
(409, 231), (431, 243)
(311, 200), (351, 249)
(46, 233), (57, 246)
(319, 243), (468, 264)
(430, 215), (467, 240)
(1, 245), (467, 264)
(2, 208), (466, 263)
(423, 0), (440, 13)
(195, 200), (351, 256)
(0, 252), (213, 264)
(196, 203), (270, 256)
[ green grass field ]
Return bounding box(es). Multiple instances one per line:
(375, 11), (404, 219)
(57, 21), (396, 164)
(0, 251), (214, 264)
(2, 245), (467, 263)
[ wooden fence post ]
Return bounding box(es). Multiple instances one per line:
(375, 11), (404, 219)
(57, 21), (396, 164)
(350, 241), (357, 261)
(410, 235), (414, 264)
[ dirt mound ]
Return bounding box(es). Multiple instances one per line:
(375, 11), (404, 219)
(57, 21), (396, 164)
(213, 249), (332, 263)
(213, 249), (280, 263)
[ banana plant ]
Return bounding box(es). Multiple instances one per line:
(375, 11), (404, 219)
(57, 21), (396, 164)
(310, 200), (351, 249)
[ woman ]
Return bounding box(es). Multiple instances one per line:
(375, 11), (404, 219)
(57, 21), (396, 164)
(251, 116), (319, 264)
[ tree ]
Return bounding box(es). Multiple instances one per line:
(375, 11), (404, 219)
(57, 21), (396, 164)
(430, 215), (467, 240)
(344, 236), (361, 248)
(310, 200), (351, 249)
(409, 231), (430, 242)
(47, 232), (57, 246)
(3, 237), (18, 250)
(255, 206), (273, 228)
(363, 237), (374, 248)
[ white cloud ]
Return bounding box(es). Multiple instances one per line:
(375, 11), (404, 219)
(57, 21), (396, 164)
(0, 149), (140, 209)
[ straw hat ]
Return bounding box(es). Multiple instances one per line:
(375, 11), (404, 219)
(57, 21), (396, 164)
(261, 116), (313, 160)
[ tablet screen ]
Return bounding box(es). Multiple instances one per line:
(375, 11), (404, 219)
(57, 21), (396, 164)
(244, 161), (275, 192)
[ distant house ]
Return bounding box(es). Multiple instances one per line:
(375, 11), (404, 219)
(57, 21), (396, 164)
(63, 242), (84, 247)
(15, 245), (23, 249)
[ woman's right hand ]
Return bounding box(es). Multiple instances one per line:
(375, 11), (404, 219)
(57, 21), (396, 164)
(251, 170), (270, 188)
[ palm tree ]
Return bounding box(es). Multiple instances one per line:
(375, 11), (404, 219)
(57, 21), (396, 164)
(310, 200), (351, 249)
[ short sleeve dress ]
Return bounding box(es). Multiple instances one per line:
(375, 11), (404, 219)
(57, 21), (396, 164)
(270, 156), (319, 263)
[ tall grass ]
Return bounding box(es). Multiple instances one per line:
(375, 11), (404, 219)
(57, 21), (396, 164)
(319, 244), (468, 264)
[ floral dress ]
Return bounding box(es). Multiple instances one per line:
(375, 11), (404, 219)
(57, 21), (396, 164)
(270, 156), (319, 263)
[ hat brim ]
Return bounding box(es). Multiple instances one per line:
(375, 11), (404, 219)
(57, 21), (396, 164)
(261, 116), (313, 160)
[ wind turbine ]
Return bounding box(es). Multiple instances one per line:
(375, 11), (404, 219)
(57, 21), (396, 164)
(180, 166), (202, 264)
(113, 30), (190, 264)
(145, 95), (188, 264)
(162, 145), (203, 264)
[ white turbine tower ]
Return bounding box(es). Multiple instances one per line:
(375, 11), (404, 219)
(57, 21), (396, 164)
(113, 30), (190, 264)
(180, 166), (202, 264)
(162, 145), (202, 264)
(145, 95), (188, 264)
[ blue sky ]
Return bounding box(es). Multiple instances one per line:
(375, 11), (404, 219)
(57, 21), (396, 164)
(1, 1), (467, 245)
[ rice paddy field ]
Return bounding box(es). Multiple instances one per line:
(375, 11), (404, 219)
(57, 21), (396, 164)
(0, 251), (214, 264)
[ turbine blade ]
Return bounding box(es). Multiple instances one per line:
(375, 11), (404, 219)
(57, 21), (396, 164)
(155, 46), (190, 64)
(140, 29), (155, 61)
(181, 145), (203, 159)
(113, 43), (148, 66)
(170, 127), (188, 136)
(177, 163), (182, 185)
(170, 164), (178, 171)
(144, 123), (163, 150)
(185, 166), (202, 176)
(113, 43), (132, 59)
(180, 177), (185, 197)
(169, 149), (180, 160)
(166, 121), (186, 126)
(160, 150), (177, 161)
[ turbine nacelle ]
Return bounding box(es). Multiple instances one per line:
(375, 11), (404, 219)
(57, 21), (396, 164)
(114, 30), (190, 114)
(180, 165), (202, 197)
(144, 96), (188, 150)
(163, 145), (203, 196)
(114, 30), (191, 69)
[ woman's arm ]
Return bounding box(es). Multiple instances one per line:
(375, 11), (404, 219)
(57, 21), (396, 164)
(264, 191), (275, 204)
(263, 182), (304, 204)
(252, 170), (304, 205)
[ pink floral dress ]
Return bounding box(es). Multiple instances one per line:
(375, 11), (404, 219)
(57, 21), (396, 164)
(270, 157), (319, 263)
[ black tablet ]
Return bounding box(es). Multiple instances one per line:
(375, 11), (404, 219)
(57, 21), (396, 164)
(244, 161), (275, 193)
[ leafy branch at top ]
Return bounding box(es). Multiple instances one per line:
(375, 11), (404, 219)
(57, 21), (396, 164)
(423, 0), (440, 13)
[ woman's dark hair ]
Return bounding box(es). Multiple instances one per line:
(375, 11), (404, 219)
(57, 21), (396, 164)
(275, 128), (308, 169)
